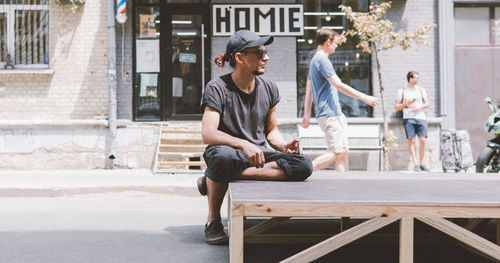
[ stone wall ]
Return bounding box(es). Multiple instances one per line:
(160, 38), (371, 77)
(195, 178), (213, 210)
(0, 120), (159, 170)
(0, 119), (442, 171)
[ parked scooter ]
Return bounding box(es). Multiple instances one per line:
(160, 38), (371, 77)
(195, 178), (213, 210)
(476, 97), (500, 173)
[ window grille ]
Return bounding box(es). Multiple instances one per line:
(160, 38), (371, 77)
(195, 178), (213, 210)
(0, 0), (49, 69)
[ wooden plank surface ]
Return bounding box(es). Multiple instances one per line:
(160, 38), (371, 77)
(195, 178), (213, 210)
(229, 172), (500, 207)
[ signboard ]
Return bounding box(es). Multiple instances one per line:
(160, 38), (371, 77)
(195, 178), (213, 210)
(139, 14), (157, 38)
(179, 53), (197, 63)
(136, 39), (160, 73)
(212, 4), (303, 36)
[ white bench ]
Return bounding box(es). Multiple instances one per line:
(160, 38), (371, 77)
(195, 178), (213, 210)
(297, 124), (382, 171)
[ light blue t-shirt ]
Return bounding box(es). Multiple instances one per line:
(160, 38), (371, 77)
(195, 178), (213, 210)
(308, 52), (342, 117)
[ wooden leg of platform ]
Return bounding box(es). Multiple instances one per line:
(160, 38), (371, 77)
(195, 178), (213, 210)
(227, 193), (231, 236)
(497, 219), (500, 245)
(340, 217), (351, 232)
(399, 217), (413, 263)
(418, 217), (500, 261)
(230, 204), (244, 263)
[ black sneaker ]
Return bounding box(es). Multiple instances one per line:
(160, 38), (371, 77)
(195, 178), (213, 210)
(204, 220), (228, 245)
(420, 164), (429, 172)
(197, 176), (207, 196)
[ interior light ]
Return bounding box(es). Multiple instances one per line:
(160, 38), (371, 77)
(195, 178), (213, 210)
(177, 32), (197, 36)
(172, 20), (192, 24)
(321, 26), (344, 30)
(355, 53), (360, 58)
(308, 39), (313, 44)
(344, 61), (349, 67)
(325, 16), (331, 21)
(304, 12), (328, 16)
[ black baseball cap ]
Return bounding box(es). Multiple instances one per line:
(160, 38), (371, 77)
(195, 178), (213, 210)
(224, 30), (274, 61)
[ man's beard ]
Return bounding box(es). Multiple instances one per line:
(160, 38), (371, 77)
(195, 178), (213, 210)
(252, 69), (265, 76)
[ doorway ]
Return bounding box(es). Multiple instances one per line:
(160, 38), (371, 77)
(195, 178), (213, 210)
(133, 3), (210, 121)
(164, 4), (210, 120)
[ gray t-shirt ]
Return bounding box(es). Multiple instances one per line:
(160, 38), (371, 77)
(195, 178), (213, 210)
(200, 73), (281, 147)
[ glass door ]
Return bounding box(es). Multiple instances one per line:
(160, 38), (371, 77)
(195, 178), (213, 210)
(163, 4), (209, 120)
(134, 6), (161, 121)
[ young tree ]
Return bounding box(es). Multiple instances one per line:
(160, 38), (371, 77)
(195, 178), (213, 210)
(339, 2), (436, 171)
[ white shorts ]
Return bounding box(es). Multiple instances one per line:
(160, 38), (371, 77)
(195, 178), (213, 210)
(318, 114), (349, 153)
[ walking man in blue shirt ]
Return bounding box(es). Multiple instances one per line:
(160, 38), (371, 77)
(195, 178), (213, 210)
(302, 28), (379, 171)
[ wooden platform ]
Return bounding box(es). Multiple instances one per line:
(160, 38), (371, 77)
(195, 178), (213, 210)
(228, 172), (500, 263)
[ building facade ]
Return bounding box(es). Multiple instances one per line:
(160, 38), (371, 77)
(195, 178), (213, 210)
(0, 0), (498, 170)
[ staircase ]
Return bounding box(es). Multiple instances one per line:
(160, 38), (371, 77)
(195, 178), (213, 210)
(153, 125), (207, 173)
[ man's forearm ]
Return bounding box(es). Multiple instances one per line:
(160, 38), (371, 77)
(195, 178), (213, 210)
(267, 129), (287, 152)
(336, 82), (367, 101)
(202, 129), (247, 149)
(303, 82), (313, 117)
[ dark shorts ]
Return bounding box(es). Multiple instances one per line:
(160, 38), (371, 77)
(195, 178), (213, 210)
(403, 118), (428, 139)
(203, 145), (313, 184)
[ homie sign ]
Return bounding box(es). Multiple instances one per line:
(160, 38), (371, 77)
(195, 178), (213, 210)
(213, 4), (304, 36)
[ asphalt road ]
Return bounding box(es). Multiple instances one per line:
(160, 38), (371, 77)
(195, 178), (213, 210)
(0, 192), (228, 263)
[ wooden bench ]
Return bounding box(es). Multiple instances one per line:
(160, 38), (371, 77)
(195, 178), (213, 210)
(228, 171), (500, 262)
(298, 124), (383, 171)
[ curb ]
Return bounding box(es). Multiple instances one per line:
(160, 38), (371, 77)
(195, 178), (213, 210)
(0, 185), (199, 197)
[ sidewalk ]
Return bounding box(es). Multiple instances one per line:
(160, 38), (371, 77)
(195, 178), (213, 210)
(0, 169), (202, 197)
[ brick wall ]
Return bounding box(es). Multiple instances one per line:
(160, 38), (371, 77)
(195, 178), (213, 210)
(372, 0), (439, 118)
(0, 0), (109, 120)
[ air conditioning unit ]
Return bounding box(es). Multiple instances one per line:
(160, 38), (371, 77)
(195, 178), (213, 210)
(56, 0), (85, 5)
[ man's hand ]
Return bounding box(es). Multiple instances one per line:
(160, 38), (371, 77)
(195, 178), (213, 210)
(412, 105), (421, 112)
(240, 141), (265, 168)
(302, 116), (310, 129)
(282, 138), (300, 154)
(363, 95), (379, 107)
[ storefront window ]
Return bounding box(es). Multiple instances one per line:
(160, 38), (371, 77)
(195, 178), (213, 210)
(297, 0), (371, 118)
(134, 7), (160, 121)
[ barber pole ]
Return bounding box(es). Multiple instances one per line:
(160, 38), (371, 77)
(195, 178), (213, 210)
(116, 0), (127, 24)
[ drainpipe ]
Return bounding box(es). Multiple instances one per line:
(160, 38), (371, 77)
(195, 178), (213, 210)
(106, 0), (117, 168)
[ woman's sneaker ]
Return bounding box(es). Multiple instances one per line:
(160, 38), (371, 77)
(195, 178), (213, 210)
(414, 165), (421, 171)
(204, 220), (228, 245)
